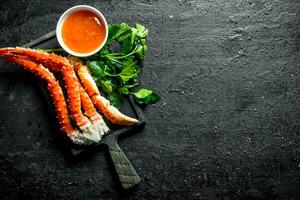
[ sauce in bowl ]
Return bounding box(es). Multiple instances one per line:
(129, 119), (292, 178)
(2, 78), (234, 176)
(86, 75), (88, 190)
(56, 5), (108, 57)
(62, 10), (106, 54)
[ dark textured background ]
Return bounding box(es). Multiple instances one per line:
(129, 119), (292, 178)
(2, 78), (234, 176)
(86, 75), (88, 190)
(0, 0), (300, 199)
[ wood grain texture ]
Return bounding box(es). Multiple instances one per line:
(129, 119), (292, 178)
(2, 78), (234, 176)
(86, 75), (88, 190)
(0, 0), (300, 199)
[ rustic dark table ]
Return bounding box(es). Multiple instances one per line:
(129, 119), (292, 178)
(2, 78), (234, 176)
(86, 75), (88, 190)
(0, 0), (299, 199)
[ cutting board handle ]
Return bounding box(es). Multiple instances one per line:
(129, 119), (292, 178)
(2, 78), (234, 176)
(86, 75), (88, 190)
(107, 137), (141, 189)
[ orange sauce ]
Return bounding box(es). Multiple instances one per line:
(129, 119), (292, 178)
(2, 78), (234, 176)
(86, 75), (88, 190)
(62, 10), (106, 54)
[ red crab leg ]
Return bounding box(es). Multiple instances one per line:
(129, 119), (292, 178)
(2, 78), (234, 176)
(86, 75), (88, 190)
(0, 49), (108, 135)
(68, 56), (139, 125)
(79, 83), (109, 133)
(1, 53), (107, 144)
(1, 54), (75, 136)
(61, 64), (91, 129)
(0, 47), (138, 125)
(0, 47), (63, 72)
(1, 51), (104, 123)
(0, 47), (91, 130)
(80, 84), (102, 122)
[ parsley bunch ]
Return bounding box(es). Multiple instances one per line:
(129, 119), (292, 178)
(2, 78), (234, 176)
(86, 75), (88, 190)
(85, 23), (160, 108)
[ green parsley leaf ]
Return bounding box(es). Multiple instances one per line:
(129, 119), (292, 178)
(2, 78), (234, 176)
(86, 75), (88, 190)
(118, 87), (129, 94)
(135, 43), (147, 59)
(84, 23), (160, 106)
(97, 79), (114, 93)
(87, 61), (106, 77)
(118, 58), (139, 82)
(108, 23), (131, 44)
(136, 23), (148, 38)
(108, 93), (123, 108)
(132, 89), (160, 104)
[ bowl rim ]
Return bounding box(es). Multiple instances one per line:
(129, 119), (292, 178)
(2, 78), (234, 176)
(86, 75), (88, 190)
(56, 5), (108, 57)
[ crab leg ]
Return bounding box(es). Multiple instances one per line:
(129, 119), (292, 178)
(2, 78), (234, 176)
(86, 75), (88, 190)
(79, 82), (109, 135)
(80, 85), (102, 122)
(0, 53), (108, 144)
(68, 56), (139, 125)
(1, 50), (107, 128)
(61, 63), (92, 130)
(0, 47), (91, 131)
(0, 51), (101, 123)
(1, 54), (75, 136)
(0, 47), (139, 126)
(0, 47), (64, 72)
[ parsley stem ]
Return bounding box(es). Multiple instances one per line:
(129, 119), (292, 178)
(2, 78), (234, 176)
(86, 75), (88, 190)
(37, 48), (64, 53)
(105, 46), (138, 59)
(106, 57), (122, 64)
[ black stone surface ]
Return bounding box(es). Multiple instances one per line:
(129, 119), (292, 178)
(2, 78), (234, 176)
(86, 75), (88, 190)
(0, 0), (300, 199)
